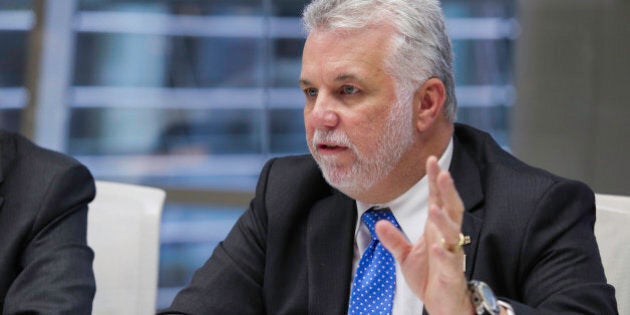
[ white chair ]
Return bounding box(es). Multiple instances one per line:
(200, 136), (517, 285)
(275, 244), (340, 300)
(88, 181), (166, 315)
(595, 193), (630, 315)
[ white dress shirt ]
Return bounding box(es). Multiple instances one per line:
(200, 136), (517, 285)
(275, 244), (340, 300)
(353, 139), (453, 315)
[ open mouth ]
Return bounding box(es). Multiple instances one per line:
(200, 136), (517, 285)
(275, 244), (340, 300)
(317, 143), (348, 152)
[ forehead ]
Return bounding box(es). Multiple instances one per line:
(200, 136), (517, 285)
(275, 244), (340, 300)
(300, 26), (395, 81)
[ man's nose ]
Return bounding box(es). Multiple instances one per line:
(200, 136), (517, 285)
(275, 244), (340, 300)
(308, 92), (340, 129)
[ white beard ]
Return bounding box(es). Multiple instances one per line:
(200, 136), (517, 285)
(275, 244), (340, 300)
(309, 95), (415, 198)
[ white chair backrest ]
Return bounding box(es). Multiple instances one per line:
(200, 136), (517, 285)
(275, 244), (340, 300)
(88, 181), (166, 315)
(595, 193), (630, 315)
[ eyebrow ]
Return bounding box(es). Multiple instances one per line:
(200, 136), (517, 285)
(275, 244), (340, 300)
(298, 74), (362, 86)
(298, 79), (312, 87)
(334, 74), (361, 82)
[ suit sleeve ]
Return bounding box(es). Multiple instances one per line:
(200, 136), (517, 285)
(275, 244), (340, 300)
(3, 163), (96, 315)
(503, 180), (618, 314)
(158, 159), (275, 315)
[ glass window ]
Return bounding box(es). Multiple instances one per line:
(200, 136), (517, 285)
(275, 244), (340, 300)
(0, 109), (22, 132)
(8, 0), (517, 308)
(0, 1), (32, 132)
(0, 32), (28, 87)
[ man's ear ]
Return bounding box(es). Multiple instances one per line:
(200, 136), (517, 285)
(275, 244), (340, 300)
(414, 78), (446, 132)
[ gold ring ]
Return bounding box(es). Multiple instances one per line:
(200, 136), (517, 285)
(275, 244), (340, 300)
(441, 233), (471, 252)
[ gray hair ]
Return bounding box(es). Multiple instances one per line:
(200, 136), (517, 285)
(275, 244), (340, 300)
(302, 0), (457, 122)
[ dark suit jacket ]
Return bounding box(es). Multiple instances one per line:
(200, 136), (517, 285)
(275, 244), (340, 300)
(162, 124), (617, 314)
(0, 131), (96, 314)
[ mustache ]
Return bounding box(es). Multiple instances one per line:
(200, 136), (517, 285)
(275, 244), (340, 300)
(311, 129), (353, 148)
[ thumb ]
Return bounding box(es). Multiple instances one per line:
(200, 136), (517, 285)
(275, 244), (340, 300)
(375, 220), (411, 262)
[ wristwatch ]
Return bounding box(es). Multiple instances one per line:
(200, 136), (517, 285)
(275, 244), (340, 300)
(468, 280), (500, 315)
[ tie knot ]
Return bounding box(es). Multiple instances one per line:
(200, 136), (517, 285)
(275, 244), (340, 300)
(361, 207), (401, 240)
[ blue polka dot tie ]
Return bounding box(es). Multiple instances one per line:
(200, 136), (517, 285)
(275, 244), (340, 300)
(348, 207), (401, 315)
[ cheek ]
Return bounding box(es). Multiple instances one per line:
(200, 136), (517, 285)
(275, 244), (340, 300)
(348, 131), (372, 153)
(304, 122), (315, 146)
(304, 118), (313, 136)
(342, 119), (371, 149)
(303, 110), (311, 130)
(348, 112), (388, 148)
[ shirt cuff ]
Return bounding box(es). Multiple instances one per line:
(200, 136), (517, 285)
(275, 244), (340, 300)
(498, 300), (515, 315)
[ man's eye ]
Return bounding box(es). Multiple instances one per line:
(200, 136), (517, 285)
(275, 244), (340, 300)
(342, 85), (358, 95)
(304, 88), (318, 97)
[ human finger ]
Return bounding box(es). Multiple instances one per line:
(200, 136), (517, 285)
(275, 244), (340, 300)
(428, 203), (461, 246)
(426, 156), (442, 209)
(436, 170), (465, 225)
(378, 221), (431, 299)
(375, 220), (411, 262)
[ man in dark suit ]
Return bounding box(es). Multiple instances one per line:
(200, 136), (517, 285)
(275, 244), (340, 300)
(0, 130), (96, 314)
(161, 0), (617, 314)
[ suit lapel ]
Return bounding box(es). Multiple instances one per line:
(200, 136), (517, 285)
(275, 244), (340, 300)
(306, 190), (356, 315)
(450, 134), (485, 280)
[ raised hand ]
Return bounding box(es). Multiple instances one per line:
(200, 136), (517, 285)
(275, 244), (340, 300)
(375, 156), (474, 315)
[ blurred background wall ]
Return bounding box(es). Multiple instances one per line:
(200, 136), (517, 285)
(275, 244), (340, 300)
(512, 0), (630, 195)
(0, 0), (626, 309)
